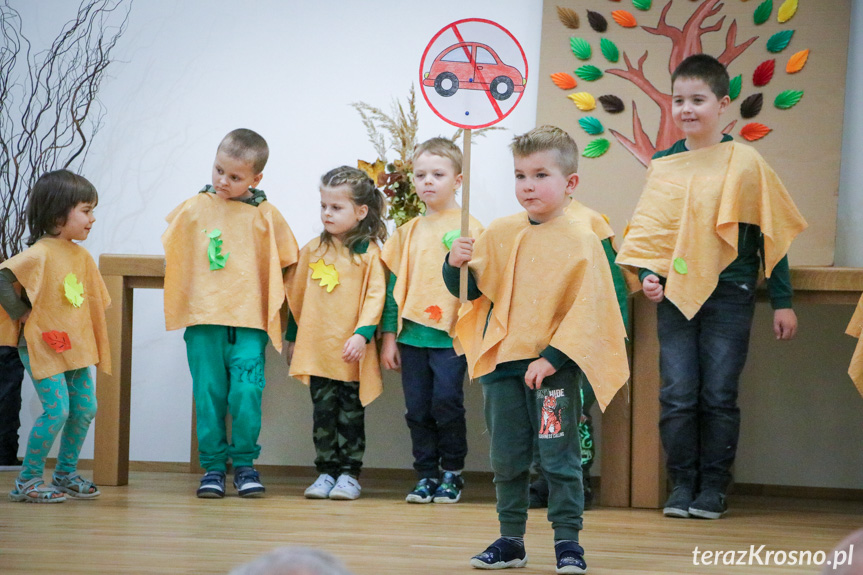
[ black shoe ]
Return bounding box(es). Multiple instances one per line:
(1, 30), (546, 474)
(405, 477), (439, 504)
(663, 485), (693, 518)
(555, 540), (587, 574)
(196, 470), (226, 498)
(689, 490), (727, 519)
(529, 476), (549, 509)
(470, 537), (527, 569)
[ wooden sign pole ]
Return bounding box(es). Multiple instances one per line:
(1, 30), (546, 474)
(460, 128), (472, 303)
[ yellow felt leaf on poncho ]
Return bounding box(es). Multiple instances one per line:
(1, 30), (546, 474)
(309, 258), (340, 293)
(63, 273), (84, 307)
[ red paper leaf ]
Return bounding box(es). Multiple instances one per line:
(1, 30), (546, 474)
(611, 10), (638, 27)
(425, 305), (443, 322)
(752, 59), (776, 87)
(42, 330), (72, 353)
(739, 122), (772, 141)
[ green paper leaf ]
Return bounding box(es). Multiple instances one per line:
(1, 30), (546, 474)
(754, 0), (773, 25)
(774, 89), (804, 109)
(582, 138), (611, 158)
(600, 38), (619, 63)
(729, 75), (742, 101)
(570, 37), (592, 60)
(206, 228), (230, 270)
(442, 230), (460, 250)
(578, 116), (605, 135)
(633, 0), (651, 10)
(673, 257), (688, 275)
(766, 29), (795, 53)
(63, 273), (84, 308)
(575, 64), (603, 82)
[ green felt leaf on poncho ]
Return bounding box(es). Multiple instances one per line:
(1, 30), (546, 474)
(578, 116), (605, 135)
(766, 29), (794, 53)
(729, 75), (742, 101)
(582, 138), (611, 158)
(600, 38), (619, 63)
(63, 273), (84, 308)
(673, 257), (688, 275)
(754, 0), (773, 25)
(441, 230), (460, 250)
(575, 64), (603, 81)
(774, 89), (804, 109)
(206, 229), (230, 270)
(570, 37), (592, 60)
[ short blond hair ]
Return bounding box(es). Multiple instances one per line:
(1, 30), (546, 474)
(510, 125), (579, 175)
(413, 137), (463, 174)
(217, 128), (269, 174)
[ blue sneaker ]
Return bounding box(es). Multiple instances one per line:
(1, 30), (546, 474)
(196, 470), (225, 499)
(432, 471), (464, 503)
(233, 467), (265, 498)
(405, 477), (439, 504)
(688, 490), (727, 519)
(470, 537), (528, 569)
(555, 540), (587, 574)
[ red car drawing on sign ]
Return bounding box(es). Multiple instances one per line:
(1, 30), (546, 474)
(422, 41), (526, 101)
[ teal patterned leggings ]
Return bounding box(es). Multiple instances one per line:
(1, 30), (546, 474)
(18, 348), (97, 482)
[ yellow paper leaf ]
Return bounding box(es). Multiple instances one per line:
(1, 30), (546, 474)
(777, 0), (798, 22)
(567, 92), (596, 111)
(63, 273), (84, 308)
(786, 49), (809, 73)
(309, 258), (340, 293)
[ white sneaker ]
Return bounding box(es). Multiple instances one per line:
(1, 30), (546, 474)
(304, 474), (335, 499)
(328, 474), (361, 500)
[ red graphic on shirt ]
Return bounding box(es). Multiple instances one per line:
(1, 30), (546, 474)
(42, 330), (72, 353)
(540, 394), (562, 436)
(425, 305), (443, 322)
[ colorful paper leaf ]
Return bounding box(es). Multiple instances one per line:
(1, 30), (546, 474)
(441, 230), (460, 250)
(557, 6), (581, 29)
(600, 38), (619, 62)
(42, 330), (72, 353)
(582, 138), (611, 158)
(777, 0), (798, 22)
(740, 122), (772, 141)
(587, 10), (608, 32)
(551, 72), (578, 90)
(570, 37), (592, 60)
(575, 64), (603, 81)
(425, 305), (443, 322)
(63, 273), (84, 308)
(786, 49), (809, 73)
(579, 116), (605, 135)
(740, 93), (764, 118)
(599, 94), (625, 113)
(766, 29), (794, 53)
(774, 89), (804, 109)
(612, 10), (638, 27)
(206, 229), (229, 271)
(568, 92), (596, 111)
(633, 0), (652, 10)
(673, 258), (688, 275)
(729, 74), (742, 101)
(753, 59), (776, 86)
(309, 258), (340, 293)
(754, 0), (772, 24)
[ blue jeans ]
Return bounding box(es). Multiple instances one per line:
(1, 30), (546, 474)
(657, 281), (756, 492)
(399, 344), (468, 478)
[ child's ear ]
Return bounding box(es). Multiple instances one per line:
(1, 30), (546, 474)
(356, 204), (369, 221)
(718, 94), (731, 114)
(252, 171), (264, 188)
(454, 173), (464, 190)
(566, 173), (580, 195)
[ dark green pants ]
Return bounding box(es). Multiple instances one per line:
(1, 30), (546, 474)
(310, 377), (365, 478)
(481, 363), (584, 541)
(184, 325), (268, 472)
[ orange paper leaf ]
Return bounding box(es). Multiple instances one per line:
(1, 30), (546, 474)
(611, 10), (638, 27)
(786, 49), (809, 73)
(42, 330), (72, 353)
(550, 72), (577, 90)
(740, 122), (772, 141)
(425, 305), (443, 322)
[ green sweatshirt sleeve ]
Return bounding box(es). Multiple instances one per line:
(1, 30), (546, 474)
(285, 311), (298, 342)
(381, 273), (399, 333)
(354, 325), (377, 342)
(0, 268), (29, 320)
(442, 254), (482, 300)
(539, 345), (570, 371)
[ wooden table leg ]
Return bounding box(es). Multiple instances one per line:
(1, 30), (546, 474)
(94, 275), (132, 486)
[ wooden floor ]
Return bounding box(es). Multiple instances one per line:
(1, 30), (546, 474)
(0, 469), (861, 574)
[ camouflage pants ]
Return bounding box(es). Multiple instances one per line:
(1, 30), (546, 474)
(310, 377), (365, 478)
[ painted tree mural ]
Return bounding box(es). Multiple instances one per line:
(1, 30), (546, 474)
(551, 0), (807, 167)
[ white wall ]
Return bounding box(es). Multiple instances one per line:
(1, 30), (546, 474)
(13, 0), (863, 489)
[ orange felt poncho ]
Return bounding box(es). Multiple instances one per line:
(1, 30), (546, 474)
(162, 193), (298, 351)
(845, 295), (863, 397)
(380, 208), (483, 336)
(285, 238), (387, 406)
(0, 238), (111, 380)
(454, 212), (629, 411)
(616, 141), (807, 320)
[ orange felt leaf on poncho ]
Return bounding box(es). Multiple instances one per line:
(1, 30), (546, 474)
(550, 73), (577, 90)
(42, 330), (72, 353)
(786, 49), (809, 73)
(425, 305), (443, 322)
(612, 10), (638, 27)
(740, 122), (772, 141)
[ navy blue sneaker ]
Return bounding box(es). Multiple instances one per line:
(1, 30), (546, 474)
(196, 470), (226, 499)
(233, 466), (265, 498)
(689, 490), (727, 519)
(405, 477), (439, 504)
(555, 540), (587, 574)
(470, 537), (528, 569)
(432, 471), (464, 503)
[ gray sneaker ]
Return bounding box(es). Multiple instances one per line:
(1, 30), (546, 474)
(689, 490), (727, 519)
(663, 485), (693, 518)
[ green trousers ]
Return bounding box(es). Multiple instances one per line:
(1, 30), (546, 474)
(481, 362), (584, 541)
(184, 325), (268, 472)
